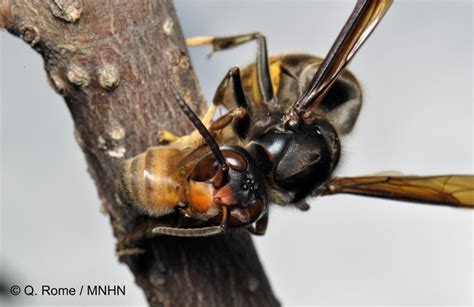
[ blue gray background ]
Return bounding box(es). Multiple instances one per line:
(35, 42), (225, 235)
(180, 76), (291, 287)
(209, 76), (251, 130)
(1, 1), (472, 306)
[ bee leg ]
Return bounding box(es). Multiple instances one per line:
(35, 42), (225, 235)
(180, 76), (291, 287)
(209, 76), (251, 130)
(115, 221), (153, 257)
(187, 33), (274, 103)
(156, 104), (217, 145)
(116, 246), (146, 258)
(209, 107), (249, 139)
(200, 103), (217, 128)
(247, 212), (268, 236)
(211, 66), (251, 137)
(209, 107), (247, 130)
(156, 129), (179, 144)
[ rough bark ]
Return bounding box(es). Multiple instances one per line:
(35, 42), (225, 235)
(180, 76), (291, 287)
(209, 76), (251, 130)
(1, 0), (279, 306)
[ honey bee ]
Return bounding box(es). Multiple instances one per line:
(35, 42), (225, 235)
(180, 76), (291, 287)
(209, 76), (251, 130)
(120, 85), (268, 237)
(120, 0), (473, 237)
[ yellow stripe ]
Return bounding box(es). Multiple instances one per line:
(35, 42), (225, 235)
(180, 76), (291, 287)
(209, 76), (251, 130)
(250, 61), (281, 105)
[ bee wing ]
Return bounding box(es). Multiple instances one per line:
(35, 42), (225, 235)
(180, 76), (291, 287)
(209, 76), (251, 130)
(167, 144), (210, 176)
(291, 0), (392, 115)
(318, 175), (474, 208)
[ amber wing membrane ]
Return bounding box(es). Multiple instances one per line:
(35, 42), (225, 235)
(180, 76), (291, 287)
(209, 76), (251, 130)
(323, 175), (474, 208)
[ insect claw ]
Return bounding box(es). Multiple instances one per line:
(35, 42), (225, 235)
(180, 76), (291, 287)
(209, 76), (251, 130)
(206, 51), (214, 59)
(295, 200), (310, 211)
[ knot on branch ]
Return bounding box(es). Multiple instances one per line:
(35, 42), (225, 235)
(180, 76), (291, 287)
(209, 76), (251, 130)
(49, 0), (83, 23)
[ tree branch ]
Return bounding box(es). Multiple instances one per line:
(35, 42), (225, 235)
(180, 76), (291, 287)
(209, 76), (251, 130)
(1, 0), (279, 305)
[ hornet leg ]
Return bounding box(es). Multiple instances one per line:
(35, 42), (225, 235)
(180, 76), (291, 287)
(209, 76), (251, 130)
(247, 212), (269, 236)
(187, 32), (274, 103)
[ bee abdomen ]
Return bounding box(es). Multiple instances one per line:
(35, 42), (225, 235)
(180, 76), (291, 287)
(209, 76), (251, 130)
(119, 147), (184, 217)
